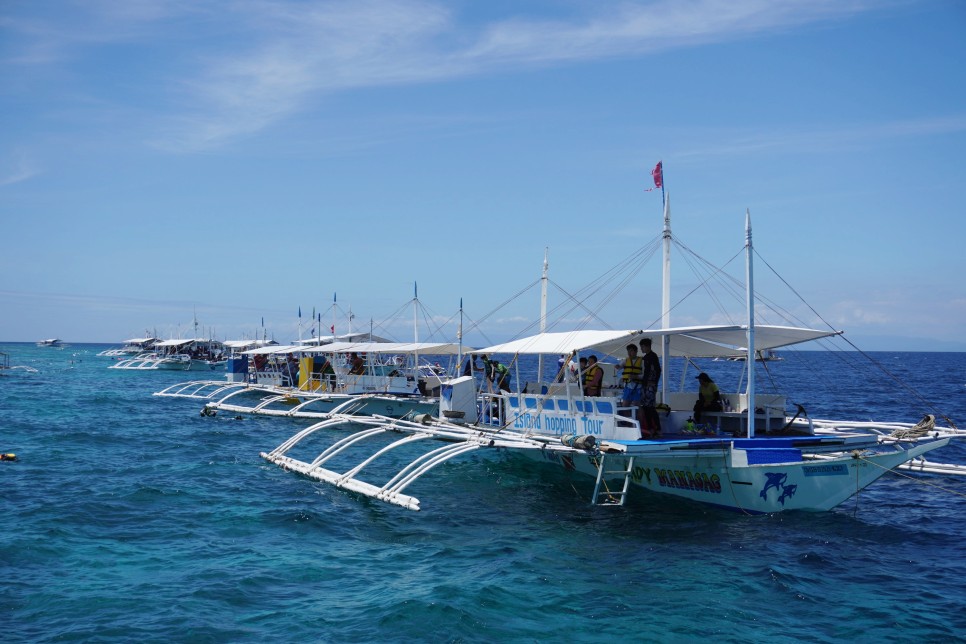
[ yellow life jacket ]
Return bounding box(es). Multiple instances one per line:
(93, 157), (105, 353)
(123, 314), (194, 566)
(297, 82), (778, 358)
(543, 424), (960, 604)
(621, 356), (642, 383)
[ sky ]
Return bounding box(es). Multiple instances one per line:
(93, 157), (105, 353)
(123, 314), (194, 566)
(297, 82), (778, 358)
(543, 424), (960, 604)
(1, 0), (965, 350)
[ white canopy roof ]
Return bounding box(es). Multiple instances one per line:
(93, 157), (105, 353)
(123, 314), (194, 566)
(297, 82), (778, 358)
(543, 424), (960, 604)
(155, 338), (225, 348)
(473, 325), (841, 360)
(224, 339), (278, 350)
(122, 337), (157, 344)
(155, 338), (197, 347)
(295, 332), (392, 346)
(240, 344), (301, 355)
(301, 341), (469, 356)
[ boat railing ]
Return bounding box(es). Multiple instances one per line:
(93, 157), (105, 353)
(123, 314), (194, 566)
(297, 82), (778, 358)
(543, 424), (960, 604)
(481, 387), (642, 439)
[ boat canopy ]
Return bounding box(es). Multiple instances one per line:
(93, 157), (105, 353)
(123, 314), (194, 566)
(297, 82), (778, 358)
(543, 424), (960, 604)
(295, 332), (392, 346)
(122, 337), (157, 344)
(154, 339), (197, 348)
(155, 338), (224, 348)
(472, 325), (841, 360)
(301, 341), (468, 356)
(224, 339), (278, 350)
(240, 344), (302, 355)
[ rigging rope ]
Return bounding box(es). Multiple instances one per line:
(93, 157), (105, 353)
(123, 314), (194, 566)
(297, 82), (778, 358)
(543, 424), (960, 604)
(855, 452), (966, 501)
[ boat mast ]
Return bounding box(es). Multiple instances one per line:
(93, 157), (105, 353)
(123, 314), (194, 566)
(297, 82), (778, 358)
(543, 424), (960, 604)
(331, 293), (337, 340)
(413, 282), (419, 374)
(745, 209), (756, 438)
(457, 297), (464, 374)
(538, 248), (548, 381)
(661, 192), (671, 403)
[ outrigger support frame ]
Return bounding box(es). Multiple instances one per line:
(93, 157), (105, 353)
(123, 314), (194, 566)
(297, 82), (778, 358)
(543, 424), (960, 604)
(260, 413), (585, 511)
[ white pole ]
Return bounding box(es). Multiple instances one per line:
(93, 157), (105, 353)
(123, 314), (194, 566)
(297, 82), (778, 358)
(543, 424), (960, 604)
(745, 209), (756, 438)
(413, 282), (419, 379)
(661, 192), (671, 403)
(538, 248), (548, 382)
(457, 297), (464, 374)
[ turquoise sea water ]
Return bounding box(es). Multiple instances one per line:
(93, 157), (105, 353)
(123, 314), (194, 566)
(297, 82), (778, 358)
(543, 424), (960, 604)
(2, 343), (965, 642)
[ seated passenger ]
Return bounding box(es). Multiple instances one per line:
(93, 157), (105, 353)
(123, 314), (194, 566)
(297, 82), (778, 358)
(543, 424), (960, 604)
(693, 372), (723, 422)
(583, 355), (603, 396)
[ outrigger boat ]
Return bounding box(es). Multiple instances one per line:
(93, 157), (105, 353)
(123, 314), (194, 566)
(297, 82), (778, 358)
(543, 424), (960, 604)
(156, 340), (465, 420)
(0, 351), (38, 374)
(261, 211), (964, 513)
(96, 337), (158, 358)
(110, 338), (226, 371)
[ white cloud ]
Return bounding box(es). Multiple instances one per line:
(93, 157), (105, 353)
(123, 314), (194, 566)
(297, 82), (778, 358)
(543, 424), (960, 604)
(678, 115), (966, 159)
(3, 0), (890, 149)
(0, 153), (41, 186)
(157, 0), (884, 149)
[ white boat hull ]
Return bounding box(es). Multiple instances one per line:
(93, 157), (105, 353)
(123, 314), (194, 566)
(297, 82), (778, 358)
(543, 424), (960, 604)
(515, 437), (950, 513)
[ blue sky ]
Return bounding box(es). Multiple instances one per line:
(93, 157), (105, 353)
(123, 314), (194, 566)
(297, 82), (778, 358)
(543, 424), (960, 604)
(1, 0), (964, 349)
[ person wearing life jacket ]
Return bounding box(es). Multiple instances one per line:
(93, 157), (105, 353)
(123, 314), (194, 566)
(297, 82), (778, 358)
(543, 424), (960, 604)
(619, 344), (645, 435)
(583, 355), (604, 396)
(693, 372), (723, 422)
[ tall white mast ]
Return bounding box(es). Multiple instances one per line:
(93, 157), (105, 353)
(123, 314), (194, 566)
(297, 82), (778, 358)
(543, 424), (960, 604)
(745, 209), (757, 438)
(330, 293), (336, 340)
(457, 297), (464, 374)
(413, 282), (419, 377)
(660, 193), (671, 402)
(538, 248), (549, 381)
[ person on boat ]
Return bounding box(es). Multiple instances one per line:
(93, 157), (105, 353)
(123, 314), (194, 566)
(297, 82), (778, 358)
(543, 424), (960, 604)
(462, 355), (479, 377)
(565, 355), (582, 384)
(618, 344), (645, 435)
(348, 352), (366, 375)
(313, 355), (337, 391)
(285, 354), (299, 386)
(574, 356), (588, 392)
(693, 372), (723, 422)
(554, 354), (567, 382)
(481, 354), (511, 393)
(583, 355), (604, 396)
(639, 338), (662, 437)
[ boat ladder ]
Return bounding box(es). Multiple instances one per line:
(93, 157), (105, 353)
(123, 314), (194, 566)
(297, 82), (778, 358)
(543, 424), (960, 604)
(592, 454), (635, 506)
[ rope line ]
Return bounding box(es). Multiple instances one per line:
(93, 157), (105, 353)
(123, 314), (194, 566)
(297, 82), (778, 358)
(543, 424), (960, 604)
(856, 454), (966, 500)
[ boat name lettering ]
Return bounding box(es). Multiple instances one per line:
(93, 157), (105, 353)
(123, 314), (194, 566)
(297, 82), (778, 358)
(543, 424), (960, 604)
(515, 413), (580, 434)
(580, 418), (604, 434)
(513, 413), (542, 430)
(654, 468), (721, 494)
(802, 463), (849, 476)
(543, 416), (578, 434)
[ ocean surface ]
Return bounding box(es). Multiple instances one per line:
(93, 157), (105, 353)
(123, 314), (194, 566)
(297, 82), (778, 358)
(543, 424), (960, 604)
(2, 343), (965, 643)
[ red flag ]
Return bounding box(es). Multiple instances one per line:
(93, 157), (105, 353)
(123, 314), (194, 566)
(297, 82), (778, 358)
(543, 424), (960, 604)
(651, 161), (663, 189)
(330, 325), (335, 333)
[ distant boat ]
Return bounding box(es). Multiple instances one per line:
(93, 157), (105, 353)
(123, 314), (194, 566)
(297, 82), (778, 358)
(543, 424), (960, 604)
(97, 337), (158, 358)
(110, 338), (226, 371)
(36, 339), (63, 347)
(722, 348), (784, 362)
(0, 351), (38, 373)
